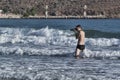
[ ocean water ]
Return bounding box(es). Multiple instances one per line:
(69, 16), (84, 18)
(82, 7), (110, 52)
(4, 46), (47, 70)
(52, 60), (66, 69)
(0, 19), (120, 80)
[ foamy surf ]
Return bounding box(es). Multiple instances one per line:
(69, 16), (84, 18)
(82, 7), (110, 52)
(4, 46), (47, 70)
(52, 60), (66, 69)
(0, 27), (120, 58)
(0, 55), (120, 80)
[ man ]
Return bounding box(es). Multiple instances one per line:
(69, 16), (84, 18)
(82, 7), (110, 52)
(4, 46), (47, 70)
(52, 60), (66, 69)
(74, 25), (85, 58)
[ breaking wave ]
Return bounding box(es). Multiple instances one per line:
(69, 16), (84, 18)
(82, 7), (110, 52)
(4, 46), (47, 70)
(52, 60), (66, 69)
(0, 27), (120, 58)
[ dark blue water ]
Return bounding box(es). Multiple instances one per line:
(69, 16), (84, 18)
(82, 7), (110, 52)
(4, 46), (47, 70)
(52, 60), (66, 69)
(0, 19), (120, 32)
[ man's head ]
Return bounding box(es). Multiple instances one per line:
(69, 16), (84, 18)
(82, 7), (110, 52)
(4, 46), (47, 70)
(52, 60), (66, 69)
(75, 25), (82, 31)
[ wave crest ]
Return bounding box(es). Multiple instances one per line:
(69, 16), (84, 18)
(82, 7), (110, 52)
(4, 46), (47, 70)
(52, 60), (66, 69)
(0, 27), (120, 58)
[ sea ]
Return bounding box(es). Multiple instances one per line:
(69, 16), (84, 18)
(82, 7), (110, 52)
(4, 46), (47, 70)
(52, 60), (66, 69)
(0, 19), (120, 80)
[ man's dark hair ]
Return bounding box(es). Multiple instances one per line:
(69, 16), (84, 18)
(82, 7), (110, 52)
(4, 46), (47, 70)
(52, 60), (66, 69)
(76, 25), (82, 29)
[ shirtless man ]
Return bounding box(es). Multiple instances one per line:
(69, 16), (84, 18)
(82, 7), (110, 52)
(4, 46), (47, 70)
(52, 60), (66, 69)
(74, 25), (85, 57)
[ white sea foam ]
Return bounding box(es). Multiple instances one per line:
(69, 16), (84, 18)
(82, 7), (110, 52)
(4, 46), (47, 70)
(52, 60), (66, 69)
(0, 27), (120, 58)
(0, 56), (120, 80)
(86, 38), (119, 47)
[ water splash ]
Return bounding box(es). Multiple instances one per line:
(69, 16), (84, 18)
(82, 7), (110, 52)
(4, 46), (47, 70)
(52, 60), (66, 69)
(0, 27), (120, 58)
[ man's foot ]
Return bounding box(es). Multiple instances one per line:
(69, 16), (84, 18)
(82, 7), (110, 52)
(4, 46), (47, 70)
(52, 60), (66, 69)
(74, 55), (84, 59)
(74, 55), (79, 57)
(74, 55), (80, 59)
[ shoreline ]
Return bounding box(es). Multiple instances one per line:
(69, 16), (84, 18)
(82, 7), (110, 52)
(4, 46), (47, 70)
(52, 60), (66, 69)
(0, 17), (109, 19)
(0, 17), (119, 19)
(0, 15), (120, 19)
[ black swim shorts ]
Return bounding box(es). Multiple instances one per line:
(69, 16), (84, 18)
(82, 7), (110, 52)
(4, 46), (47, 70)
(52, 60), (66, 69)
(77, 45), (85, 51)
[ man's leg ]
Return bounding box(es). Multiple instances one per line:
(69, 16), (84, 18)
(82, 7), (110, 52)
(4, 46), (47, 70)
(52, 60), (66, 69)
(75, 48), (81, 57)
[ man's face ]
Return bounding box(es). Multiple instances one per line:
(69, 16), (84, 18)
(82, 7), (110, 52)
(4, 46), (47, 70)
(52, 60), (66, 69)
(76, 27), (81, 31)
